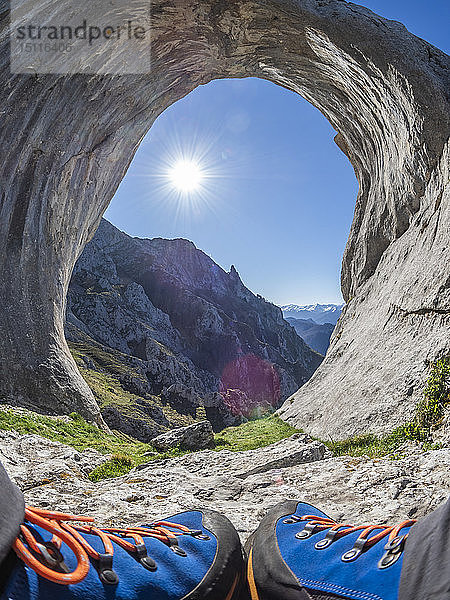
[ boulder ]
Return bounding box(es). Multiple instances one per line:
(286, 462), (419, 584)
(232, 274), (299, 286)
(151, 421), (215, 452)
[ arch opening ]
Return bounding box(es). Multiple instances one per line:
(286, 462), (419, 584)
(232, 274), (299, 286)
(66, 76), (355, 436)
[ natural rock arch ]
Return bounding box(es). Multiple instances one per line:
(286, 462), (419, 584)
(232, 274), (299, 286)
(0, 0), (448, 435)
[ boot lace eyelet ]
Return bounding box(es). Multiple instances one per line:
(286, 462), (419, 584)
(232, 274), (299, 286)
(315, 538), (332, 549)
(12, 507), (196, 586)
(188, 530), (210, 540)
(296, 522), (323, 540)
(99, 568), (119, 585)
(97, 553), (120, 585)
(291, 514), (416, 567)
(342, 548), (362, 562)
(378, 535), (407, 570)
(170, 545), (187, 557)
(140, 556), (157, 571)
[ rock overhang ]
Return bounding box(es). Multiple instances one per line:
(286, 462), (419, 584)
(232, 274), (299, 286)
(0, 0), (448, 437)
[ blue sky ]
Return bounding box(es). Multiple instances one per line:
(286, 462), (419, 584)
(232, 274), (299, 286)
(105, 0), (449, 307)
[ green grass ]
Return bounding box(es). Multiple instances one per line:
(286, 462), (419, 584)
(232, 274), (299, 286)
(328, 357), (449, 458)
(88, 454), (134, 482)
(0, 407), (300, 480)
(407, 357), (450, 439)
(86, 447), (191, 482)
(0, 409), (150, 458)
(0, 408), (188, 480)
(214, 414), (300, 452)
(326, 433), (398, 459)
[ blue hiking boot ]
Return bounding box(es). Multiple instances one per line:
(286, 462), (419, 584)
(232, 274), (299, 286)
(245, 500), (416, 600)
(0, 506), (246, 600)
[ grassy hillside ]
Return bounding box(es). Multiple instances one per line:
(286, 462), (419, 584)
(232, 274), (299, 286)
(0, 407), (299, 481)
(70, 339), (196, 433)
(215, 416), (299, 451)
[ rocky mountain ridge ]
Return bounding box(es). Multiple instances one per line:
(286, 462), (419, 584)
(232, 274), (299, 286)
(66, 220), (322, 440)
(281, 304), (344, 325)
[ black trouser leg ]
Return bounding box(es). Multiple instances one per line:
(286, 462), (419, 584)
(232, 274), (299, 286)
(0, 462), (24, 565)
(399, 497), (450, 599)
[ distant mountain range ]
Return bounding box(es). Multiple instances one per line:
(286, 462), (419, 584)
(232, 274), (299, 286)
(280, 303), (344, 325)
(280, 304), (344, 356)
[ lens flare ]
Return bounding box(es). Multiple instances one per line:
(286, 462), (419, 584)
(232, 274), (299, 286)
(130, 112), (245, 227)
(219, 354), (281, 418)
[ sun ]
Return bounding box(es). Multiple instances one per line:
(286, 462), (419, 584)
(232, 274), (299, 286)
(168, 159), (203, 193)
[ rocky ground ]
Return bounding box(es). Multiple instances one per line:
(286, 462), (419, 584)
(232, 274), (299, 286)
(2, 429), (448, 541)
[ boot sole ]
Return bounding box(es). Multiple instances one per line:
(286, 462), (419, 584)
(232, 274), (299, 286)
(245, 500), (312, 600)
(181, 509), (248, 600)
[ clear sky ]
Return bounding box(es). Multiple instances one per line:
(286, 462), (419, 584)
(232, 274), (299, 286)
(105, 0), (449, 307)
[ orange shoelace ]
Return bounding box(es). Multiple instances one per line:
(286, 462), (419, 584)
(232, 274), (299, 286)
(285, 514), (417, 566)
(13, 506), (205, 586)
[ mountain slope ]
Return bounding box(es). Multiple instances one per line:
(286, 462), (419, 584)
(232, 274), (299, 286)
(66, 220), (322, 439)
(281, 303), (344, 325)
(285, 318), (335, 356)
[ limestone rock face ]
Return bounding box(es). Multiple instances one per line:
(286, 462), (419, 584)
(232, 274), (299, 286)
(0, 1), (448, 436)
(151, 421), (215, 452)
(2, 430), (448, 542)
(279, 143), (450, 437)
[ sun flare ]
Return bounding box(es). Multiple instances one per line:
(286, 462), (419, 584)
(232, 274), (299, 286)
(169, 159), (203, 193)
